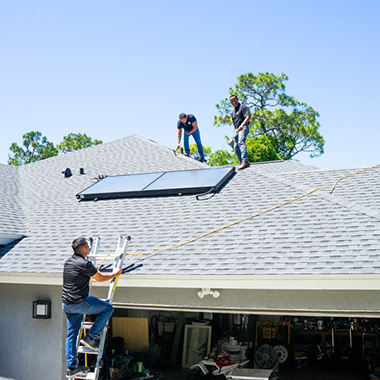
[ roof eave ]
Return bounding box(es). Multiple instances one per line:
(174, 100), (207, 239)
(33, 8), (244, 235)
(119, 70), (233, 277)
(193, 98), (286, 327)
(1, 272), (380, 291)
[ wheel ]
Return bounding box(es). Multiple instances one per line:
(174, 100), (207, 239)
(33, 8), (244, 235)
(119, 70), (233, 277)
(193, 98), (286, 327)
(272, 341), (292, 368)
(273, 344), (288, 364)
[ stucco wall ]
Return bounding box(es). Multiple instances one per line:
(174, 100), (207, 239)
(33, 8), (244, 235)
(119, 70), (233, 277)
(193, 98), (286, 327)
(0, 284), (65, 380)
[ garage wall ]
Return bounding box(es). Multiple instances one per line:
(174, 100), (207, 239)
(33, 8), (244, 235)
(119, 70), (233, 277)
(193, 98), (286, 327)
(0, 284), (65, 380)
(110, 287), (380, 317)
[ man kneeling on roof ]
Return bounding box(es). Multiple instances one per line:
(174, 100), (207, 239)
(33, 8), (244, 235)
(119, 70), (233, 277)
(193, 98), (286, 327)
(62, 236), (122, 377)
(176, 113), (207, 163)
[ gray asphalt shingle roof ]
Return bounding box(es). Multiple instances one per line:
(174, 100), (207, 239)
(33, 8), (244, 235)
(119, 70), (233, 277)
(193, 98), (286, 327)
(0, 135), (379, 276)
(0, 164), (26, 236)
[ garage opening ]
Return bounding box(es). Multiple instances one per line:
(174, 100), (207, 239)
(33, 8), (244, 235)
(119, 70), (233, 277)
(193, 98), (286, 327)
(79, 307), (380, 380)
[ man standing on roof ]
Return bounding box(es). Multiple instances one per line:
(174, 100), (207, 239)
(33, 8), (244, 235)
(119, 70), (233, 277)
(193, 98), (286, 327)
(62, 237), (122, 378)
(176, 113), (206, 163)
(230, 95), (251, 170)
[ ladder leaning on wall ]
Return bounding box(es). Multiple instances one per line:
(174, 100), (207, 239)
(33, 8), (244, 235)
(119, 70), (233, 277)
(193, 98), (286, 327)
(67, 235), (142, 380)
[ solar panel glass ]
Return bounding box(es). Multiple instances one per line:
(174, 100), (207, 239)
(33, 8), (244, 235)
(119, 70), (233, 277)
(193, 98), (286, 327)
(76, 167), (235, 200)
(144, 167), (233, 191)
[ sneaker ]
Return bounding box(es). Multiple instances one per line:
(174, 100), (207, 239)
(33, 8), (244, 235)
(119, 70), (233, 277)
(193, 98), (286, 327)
(184, 153), (190, 157)
(66, 365), (89, 377)
(199, 158), (207, 163)
(80, 335), (99, 350)
(237, 160), (250, 170)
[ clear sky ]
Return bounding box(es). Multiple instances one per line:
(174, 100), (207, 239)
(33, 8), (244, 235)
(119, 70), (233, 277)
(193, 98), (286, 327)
(1, 0), (379, 169)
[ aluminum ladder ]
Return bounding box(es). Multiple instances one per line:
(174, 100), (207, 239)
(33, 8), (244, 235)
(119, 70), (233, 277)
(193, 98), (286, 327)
(67, 235), (137, 380)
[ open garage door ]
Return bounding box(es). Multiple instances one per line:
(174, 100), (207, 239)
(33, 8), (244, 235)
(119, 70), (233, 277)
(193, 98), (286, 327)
(110, 287), (380, 318)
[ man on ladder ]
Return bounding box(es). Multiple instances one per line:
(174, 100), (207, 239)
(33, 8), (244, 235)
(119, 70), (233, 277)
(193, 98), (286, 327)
(62, 237), (122, 378)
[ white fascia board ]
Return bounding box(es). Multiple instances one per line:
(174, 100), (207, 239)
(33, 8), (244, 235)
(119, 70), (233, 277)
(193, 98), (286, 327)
(2, 272), (380, 290)
(0, 272), (62, 285)
(0, 233), (24, 245)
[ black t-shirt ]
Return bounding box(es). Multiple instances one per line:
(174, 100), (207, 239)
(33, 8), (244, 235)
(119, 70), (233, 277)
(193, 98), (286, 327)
(177, 114), (197, 132)
(62, 253), (97, 304)
(231, 103), (250, 128)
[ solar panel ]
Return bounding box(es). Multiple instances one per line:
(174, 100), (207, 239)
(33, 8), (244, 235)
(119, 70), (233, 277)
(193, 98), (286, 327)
(76, 167), (235, 200)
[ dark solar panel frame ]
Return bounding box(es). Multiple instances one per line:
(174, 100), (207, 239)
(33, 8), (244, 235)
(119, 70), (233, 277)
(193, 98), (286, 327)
(76, 167), (235, 200)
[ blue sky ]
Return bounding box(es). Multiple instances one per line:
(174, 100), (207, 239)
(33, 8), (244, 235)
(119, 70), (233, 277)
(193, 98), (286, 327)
(1, 0), (379, 169)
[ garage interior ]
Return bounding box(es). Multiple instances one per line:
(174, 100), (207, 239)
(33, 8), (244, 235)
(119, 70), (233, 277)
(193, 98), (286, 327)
(79, 307), (380, 380)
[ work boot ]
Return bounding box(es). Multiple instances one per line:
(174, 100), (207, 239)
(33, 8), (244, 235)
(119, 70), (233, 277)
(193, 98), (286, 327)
(199, 158), (207, 163)
(237, 160), (250, 170)
(66, 365), (89, 377)
(184, 153), (190, 157)
(80, 335), (99, 350)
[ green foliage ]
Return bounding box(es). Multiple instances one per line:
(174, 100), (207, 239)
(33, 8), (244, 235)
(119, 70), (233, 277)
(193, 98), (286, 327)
(207, 135), (281, 166)
(57, 133), (103, 153)
(186, 143), (211, 160)
(214, 72), (324, 160)
(8, 131), (58, 166)
(246, 135), (282, 162)
(8, 131), (103, 166)
(208, 149), (238, 166)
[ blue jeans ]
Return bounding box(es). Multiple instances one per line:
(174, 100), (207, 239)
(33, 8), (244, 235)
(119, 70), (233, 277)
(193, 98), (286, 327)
(184, 128), (205, 159)
(62, 297), (114, 368)
(233, 125), (249, 162)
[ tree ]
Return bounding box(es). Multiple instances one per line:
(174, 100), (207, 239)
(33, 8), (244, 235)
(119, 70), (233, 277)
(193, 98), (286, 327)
(8, 131), (58, 166)
(57, 133), (102, 153)
(214, 72), (324, 160)
(8, 131), (103, 166)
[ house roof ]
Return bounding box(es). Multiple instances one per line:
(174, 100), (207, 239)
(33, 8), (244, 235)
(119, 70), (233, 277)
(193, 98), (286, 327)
(0, 135), (380, 286)
(0, 163), (27, 237)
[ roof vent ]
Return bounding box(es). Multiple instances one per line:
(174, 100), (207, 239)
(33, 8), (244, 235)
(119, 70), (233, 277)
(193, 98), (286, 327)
(79, 168), (85, 175)
(62, 168), (72, 178)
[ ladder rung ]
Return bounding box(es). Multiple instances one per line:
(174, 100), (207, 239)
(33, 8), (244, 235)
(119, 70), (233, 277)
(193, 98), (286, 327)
(88, 254), (121, 259)
(81, 322), (94, 329)
(68, 372), (96, 380)
(78, 346), (99, 354)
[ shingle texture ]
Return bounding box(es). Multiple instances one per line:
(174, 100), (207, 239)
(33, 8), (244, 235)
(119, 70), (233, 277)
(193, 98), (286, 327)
(0, 135), (379, 276)
(0, 164), (26, 235)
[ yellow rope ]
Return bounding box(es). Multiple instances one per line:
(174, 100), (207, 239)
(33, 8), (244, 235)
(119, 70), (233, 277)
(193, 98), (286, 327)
(123, 163), (380, 257)
(89, 251), (119, 286)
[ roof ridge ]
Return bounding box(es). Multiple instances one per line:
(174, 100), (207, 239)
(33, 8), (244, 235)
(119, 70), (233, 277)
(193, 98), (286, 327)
(0, 163), (19, 170)
(15, 135), (144, 169)
(18, 135), (138, 168)
(249, 159), (322, 170)
(131, 135), (207, 168)
(15, 134), (207, 170)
